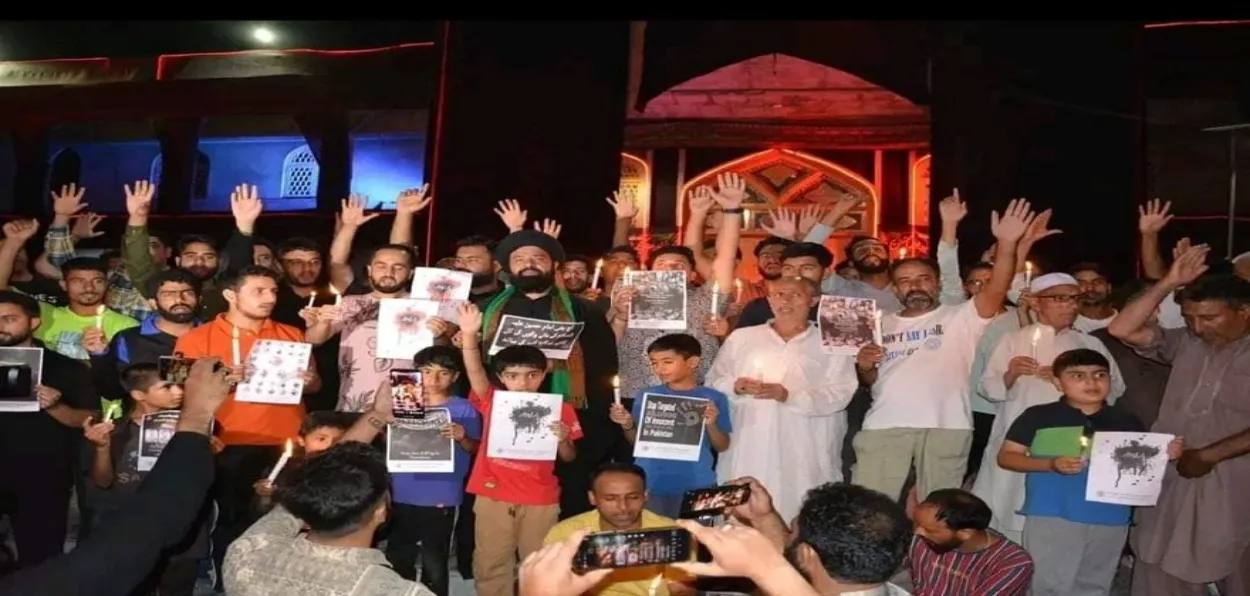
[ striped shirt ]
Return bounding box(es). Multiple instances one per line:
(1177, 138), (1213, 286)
(908, 532), (1033, 596)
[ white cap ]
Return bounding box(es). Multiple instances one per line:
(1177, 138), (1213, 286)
(1233, 251), (1250, 264)
(1030, 272), (1080, 294)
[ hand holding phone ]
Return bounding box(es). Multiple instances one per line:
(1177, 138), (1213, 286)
(158, 356), (196, 385)
(573, 527), (694, 572)
(389, 369), (425, 419)
(680, 484), (752, 519)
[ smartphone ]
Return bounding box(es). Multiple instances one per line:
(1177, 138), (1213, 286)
(573, 527), (693, 572)
(158, 356), (196, 385)
(680, 484), (751, 519)
(389, 369), (425, 419)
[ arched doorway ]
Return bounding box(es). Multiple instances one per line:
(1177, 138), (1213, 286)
(619, 152), (651, 230)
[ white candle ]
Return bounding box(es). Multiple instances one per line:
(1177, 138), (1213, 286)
(622, 268), (632, 286)
(898, 247), (908, 260)
(94, 305), (105, 328)
(734, 279), (743, 302)
(591, 258), (603, 289)
(330, 285), (342, 307)
(1024, 261), (1035, 286)
(306, 291), (317, 308)
(612, 375), (621, 406)
(1079, 435), (1091, 460)
(872, 309), (884, 345)
(752, 358), (763, 381)
(267, 439), (294, 483)
(231, 326), (241, 367)
(710, 281), (720, 314)
(1030, 325), (1042, 360)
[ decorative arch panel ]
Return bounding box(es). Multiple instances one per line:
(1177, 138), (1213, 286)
(910, 153), (931, 227)
(618, 152), (651, 230)
(281, 145), (320, 198)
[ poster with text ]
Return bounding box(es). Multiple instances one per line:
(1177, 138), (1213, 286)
(633, 393), (707, 462)
(486, 391), (563, 461)
(138, 410), (180, 471)
(387, 408), (455, 473)
(0, 347), (42, 413)
(376, 298), (441, 360)
(817, 296), (877, 355)
(1086, 431), (1174, 507)
(626, 270), (688, 330)
(236, 340), (312, 405)
(488, 315), (585, 360)
(410, 268), (472, 321)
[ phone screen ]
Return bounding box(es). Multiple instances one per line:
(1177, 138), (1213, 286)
(158, 356), (196, 385)
(680, 484), (751, 518)
(389, 369), (425, 419)
(573, 527), (693, 571)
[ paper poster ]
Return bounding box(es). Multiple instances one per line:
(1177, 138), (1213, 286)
(409, 268), (472, 321)
(633, 393), (707, 462)
(0, 346), (42, 413)
(626, 270), (688, 330)
(138, 410), (180, 471)
(1086, 431), (1174, 507)
(387, 408), (455, 473)
(817, 296), (877, 355)
(488, 315), (585, 360)
(375, 298), (441, 360)
(235, 340), (313, 405)
(485, 391), (563, 461)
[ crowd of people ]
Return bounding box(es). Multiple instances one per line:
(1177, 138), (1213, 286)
(0, 174), (1245, 596)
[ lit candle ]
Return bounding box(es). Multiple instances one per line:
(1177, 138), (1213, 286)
(306, 291), (317, 308)
(231, 326), (241, 367)
(267, 439), (294, 483)
(1025, 261), (1035, 286)
(710, 281), (720, 314)
(591, 258), (603, 289)
(1079, 435), (1091, 460)
(612, 375), (621, 406)
(330, 284), (342, 307)
(622, 268), (633, 286)
(94, 305), (105, 328)
(898, 247), (908, 259)
(872, 309), (884, 345)
(743, 209), (754, 229)
(752, 357), (763, 381)
(734, 279), (743, 302)
(1030, 325), (1042, 360)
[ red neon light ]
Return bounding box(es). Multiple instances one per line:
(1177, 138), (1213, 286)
(423, 23), (451, 266)
(1144, 20), (1250, 29)
(155, 41), (434, 80)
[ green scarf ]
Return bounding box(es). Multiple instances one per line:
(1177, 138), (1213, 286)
(480, 284), (587, 407)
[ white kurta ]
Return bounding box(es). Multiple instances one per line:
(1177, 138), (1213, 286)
(706, 322), (857, 522)
(971, 324), (1126, 541)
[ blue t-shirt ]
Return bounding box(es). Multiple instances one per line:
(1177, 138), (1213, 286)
(391, 397), (482, 507)
(630, 384), (733, 497)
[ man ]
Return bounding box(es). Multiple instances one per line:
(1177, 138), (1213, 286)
(0, 235), (65, 307)
(1071, 262), (1116, 332)
(224, 442), (434, 595)
(479, 228), (618, 517)
(454, 235), (504, 306)
(24, 256), (138, 362)
(595, 246), (640, 311)
(852, 199), (1031, 501)
(0, 290), (97, 568)
(964, 261), (1020, 482)
(1089, 280), (1170, 428)
(1109, 245), (1250, 596)
(543, 463), (690, 595)
(733, 242), (830, 329)
(559, 254), (595, 299)
(174, 265), (321, 578)
(910, 489), (1033, 595)
(708, 276), (857, 520)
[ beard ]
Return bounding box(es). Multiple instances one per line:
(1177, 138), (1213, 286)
(370, 275), (409, 294)
(511, 268), (555, 293)
(1080, 292), (1107, 307)
(457, 268), (496, 289)
(159, 304), (197, 324)
(563, 278), (589, 293)
(921, 537), (962, 554)
(760, 268), (783, 281)
(852, 256), (889, 275)
(902, 290), (937, 311)
(185, 265), (216, 281)
(0, 330), (31, 347)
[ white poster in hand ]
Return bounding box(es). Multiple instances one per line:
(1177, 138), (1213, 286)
(1085, 431), (1174, 507)
(486, 391), (563, 461)
(633, 393), (707, 462)
(626, 270), (688, 330)
(376, 299), (441, 359)
(0, 347), (43, 413)
(236, 340), (312, 404)
(410, 268), (473, 321)
(138, 411), (181, 471)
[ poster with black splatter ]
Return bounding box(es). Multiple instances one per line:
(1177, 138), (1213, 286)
(375, 298), (441, 360)
(1086, 431), (1174, 507)
(626, 270), (688, 330)
(137, 411), (181, 471)
(486, 391), (563, 461)
(488, 315), (585, 360)
(409, 268), (472, 321)
(387, 408), (454, 473)
(235, 340), (313, 405)
(633, 393), (707, 462)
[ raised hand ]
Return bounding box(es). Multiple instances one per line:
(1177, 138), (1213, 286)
(990, 198), (1037, 243)
(1163, 240), (1210, 288)
(70, 213), (105, 240)
(396, 184), (432, 216)
(687, 186), (714, 215)
(2, 219), (40, 243)
(534, 218), (562, 239)
(1138, 198), (1173, 234)
(230, 184), (263, 234)
(124, 180), (156, 220)
(796, 204), (825, 237)
(938, 189), (968, 224)
(712, 172), (747, 209)
(457, 302), (483, 335)
(1022, 208), (1062, 246)
(494, 199), (527, 232)
(50, 183), (87, 217)
(339, 194), (380, 228)
(606, 189), (638, 220)
(761, 208), (798, 240)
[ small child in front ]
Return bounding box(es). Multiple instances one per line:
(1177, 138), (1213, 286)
(252, 410), (356, 516)
(997, 348), (1182, 596)
(456, 302), (581, 596)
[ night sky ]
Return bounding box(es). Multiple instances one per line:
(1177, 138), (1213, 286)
(0, 21), (441, 61)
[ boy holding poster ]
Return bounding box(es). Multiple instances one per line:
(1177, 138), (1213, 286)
(609, 333), (732, 518)
(997, 348), (1182, 596)
(455, 302), (582, 596)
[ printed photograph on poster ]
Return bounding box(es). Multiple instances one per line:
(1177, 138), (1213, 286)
(1086, 431), (1175, 507)
(389, 369), (425, 419)
(488, 315), (585, 360)
(138, 410), (181, 471)
(375, 298), (441, 360)
(485, 391), (563, 460)
(387, 408), (455, 473)
(817, 296), (877, 355)
(0, 346), (42, 412)
(235, 340), (312, 405)
(409, 268), (473, 302)
(626, 270), (688, 330)
(633, 393), (707, 462)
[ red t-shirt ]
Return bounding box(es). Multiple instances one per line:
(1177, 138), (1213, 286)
(466, 386), (584, 506)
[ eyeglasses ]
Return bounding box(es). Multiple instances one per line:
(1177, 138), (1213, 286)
(1038, 294), (1081, 304)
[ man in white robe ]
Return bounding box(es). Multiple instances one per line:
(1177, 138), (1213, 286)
(972, 272), (1126, 543)
(707, 276), (857, 521)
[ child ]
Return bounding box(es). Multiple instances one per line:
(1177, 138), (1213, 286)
(998, 348), (1182, 596)
(82, 363), (212, 596)
(251, 410), (356, 516)
(609, 333), (732, 518)
(456, 302), (581, 596)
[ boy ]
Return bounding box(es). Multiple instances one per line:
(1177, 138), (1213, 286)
(998, 348), (1182, 596)
(456, 302), (581, 596)
(251, 410), (356, 515)
(609, 333), (732, 518)
(81, 363), (212, 596)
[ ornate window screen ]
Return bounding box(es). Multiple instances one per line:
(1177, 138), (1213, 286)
(281, 145), (320, 198)
(619, 152), (652, 230)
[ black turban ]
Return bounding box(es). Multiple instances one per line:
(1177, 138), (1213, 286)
(493, 230), (566, 272)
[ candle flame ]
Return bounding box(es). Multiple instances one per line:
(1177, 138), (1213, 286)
(899, 247), (908, 259)
(96, 305), (106, 316)
(232, 326), (240, 338)
(1026, 261), (1034, 273)
(595, 258), (604, 267)
(611, 375), (619, 388)
(329, 284), (340, 296)
(1031, 326), (1042, 342)
(283, 438), (294, 456)
(735, 279), (743, 289)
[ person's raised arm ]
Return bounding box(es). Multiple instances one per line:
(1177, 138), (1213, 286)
(456, 302), (492, 398)
(709, 173), (746, 292)
(42, 184), (88, 275)
(1138, 198), (1173, 280)
(975, 199), (1035, 319)
(221, 185), (261, 279)
(329, 194), (380, 291)
(936, 191), (968, 304)
(681, 186), (717, 283)
(121, 181), (161, 297)
(0, 220), (40, 290)
(1109, 240), (1210, 347)
(389, 185), (432, 248)
(341, 380), (394, 444)
(606, 190), (636, 249)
